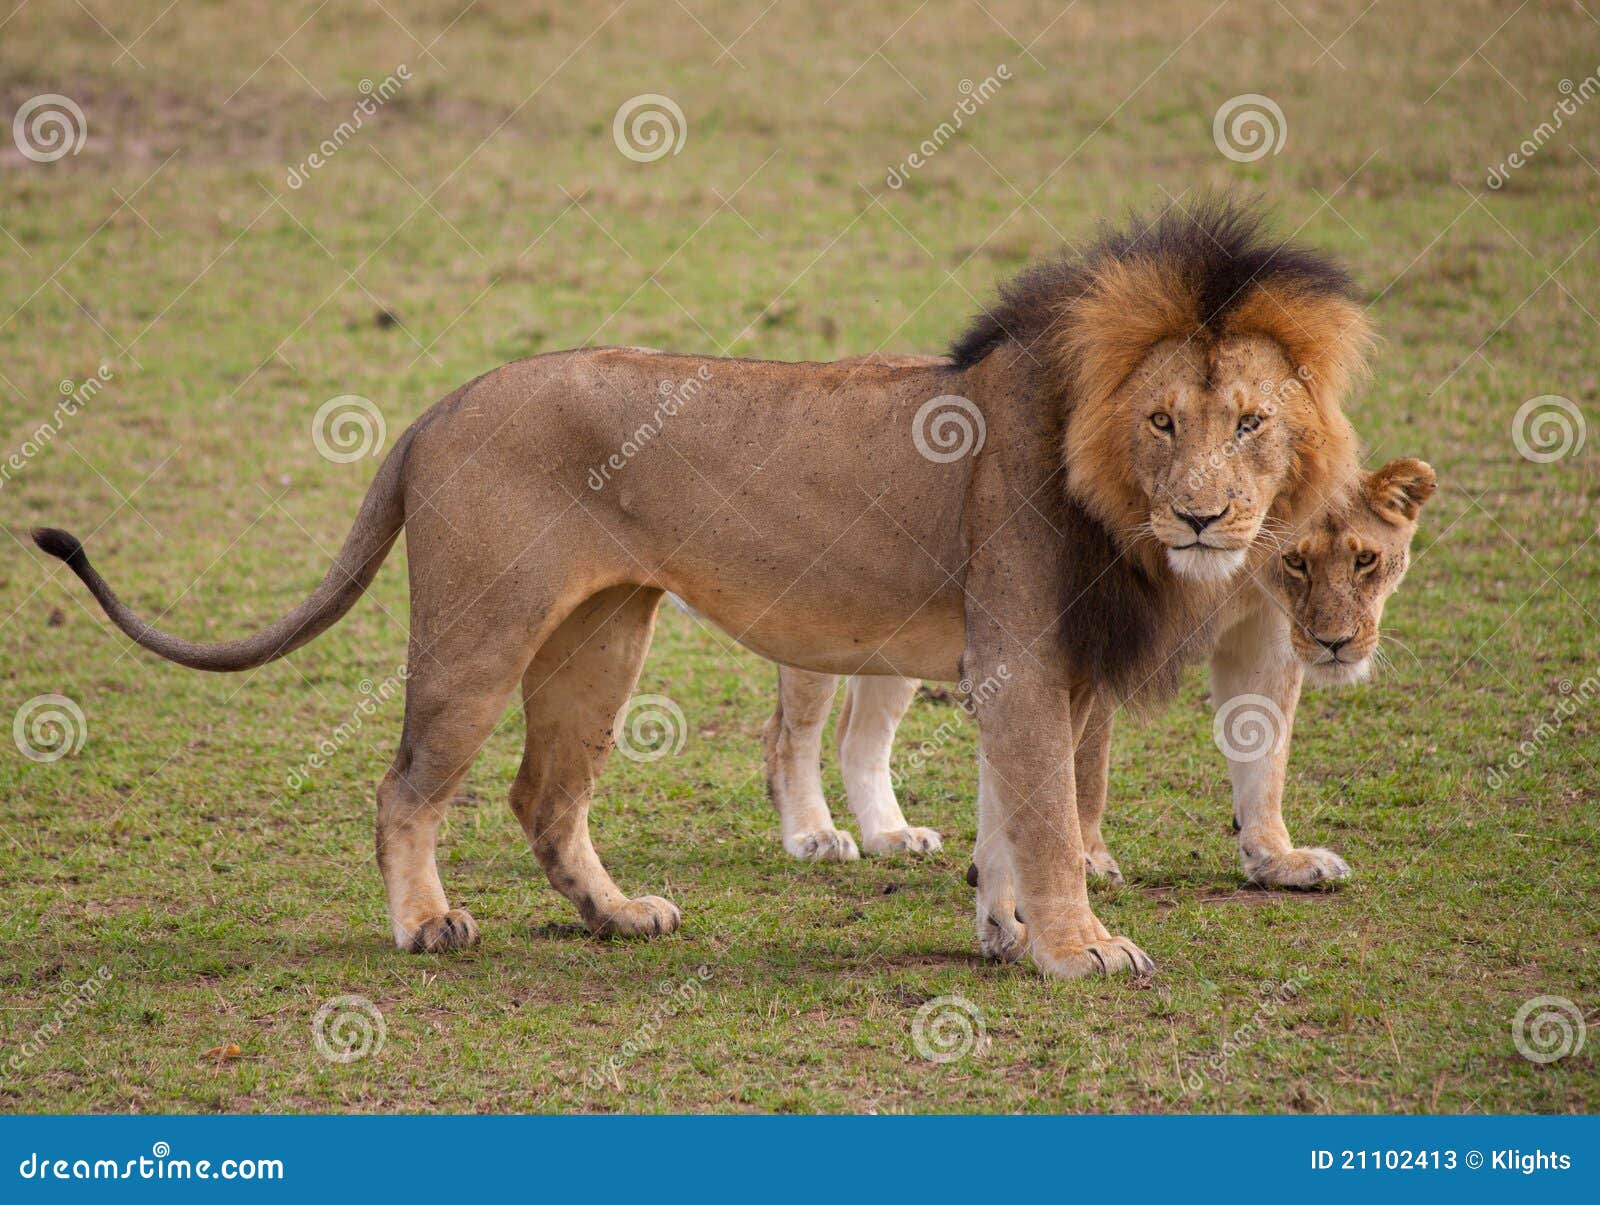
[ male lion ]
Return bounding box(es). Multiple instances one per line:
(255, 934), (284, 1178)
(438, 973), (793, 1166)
(764, 459), (1436, 898)
(34, 203), (1370, 980)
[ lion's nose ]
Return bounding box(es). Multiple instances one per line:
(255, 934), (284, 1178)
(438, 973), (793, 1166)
(1172, 503), (1230, 534)
(1315, 633), (1353, 656)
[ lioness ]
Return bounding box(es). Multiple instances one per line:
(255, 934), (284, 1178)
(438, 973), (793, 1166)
(34, 203), (1370, 979)
(764, 459), (1436, 898)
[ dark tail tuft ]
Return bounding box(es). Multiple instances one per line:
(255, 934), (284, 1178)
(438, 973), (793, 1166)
(33, 527), (87, 570)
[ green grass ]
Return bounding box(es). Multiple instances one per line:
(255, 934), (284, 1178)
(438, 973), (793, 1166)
(1, 0), (1596, 1113)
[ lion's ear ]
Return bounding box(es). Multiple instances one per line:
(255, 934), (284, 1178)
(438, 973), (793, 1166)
(1363, 458), (1436, 524)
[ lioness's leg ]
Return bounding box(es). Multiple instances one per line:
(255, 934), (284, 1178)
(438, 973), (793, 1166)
(509, 586), (682, 936)
(378, 641), (532, 953)
(1074, 693), (1123, 883)
(764, 668), (858, 861)
(1211, 611), (1349, 888)
(970, 665), (1153, 979)
(838, 676), (941, 855)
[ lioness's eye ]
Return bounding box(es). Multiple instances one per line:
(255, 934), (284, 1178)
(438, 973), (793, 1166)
(1283, 553), (1306, 573)
(1355, 550), (1377, 568)
(1150, 412), (1173, 432)
(1236, 413), (1262, 436)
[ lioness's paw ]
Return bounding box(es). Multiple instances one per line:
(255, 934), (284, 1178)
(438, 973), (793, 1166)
(862, 826), (943, 856)
(406, 908), (481, 954)
(784, 829), (861, 862)
(595, 895), (682, 938)
(1032, 934), (1155, 980)
(1244, 846), (1350, 890)
(1084, 845), (1125, 885)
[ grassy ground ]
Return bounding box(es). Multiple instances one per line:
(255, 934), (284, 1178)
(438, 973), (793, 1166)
(1, 0), (1596, 1113)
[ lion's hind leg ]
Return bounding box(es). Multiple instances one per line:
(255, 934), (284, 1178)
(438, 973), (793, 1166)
(510, 586), (681, 937)
(838, 675), (940, 855)
(764, 667), (858, 862)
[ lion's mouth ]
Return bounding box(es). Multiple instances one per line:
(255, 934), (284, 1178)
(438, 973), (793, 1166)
(1165, 544), (1247, 583)
(1303, 654), (1372, 686)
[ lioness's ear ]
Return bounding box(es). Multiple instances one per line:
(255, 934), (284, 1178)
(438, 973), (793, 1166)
(1364, 458), (1437, 524)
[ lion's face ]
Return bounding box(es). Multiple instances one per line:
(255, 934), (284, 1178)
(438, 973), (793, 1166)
(1116, 334), (1310, 582)
(1270, 458), (1436, 685)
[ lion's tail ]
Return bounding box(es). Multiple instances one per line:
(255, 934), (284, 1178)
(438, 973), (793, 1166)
(33, 425), (416, 673)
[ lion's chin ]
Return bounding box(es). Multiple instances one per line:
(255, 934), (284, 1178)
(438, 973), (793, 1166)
(1303, 656), (1372, 687)
(1165, 545), (1247, 583)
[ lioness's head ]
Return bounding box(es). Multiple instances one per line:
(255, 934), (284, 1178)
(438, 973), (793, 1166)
(1270, 458), (1436, 685)
(950, 203), (1372, 585)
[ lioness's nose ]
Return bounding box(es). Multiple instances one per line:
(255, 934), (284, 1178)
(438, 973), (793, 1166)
(1172, 503), (1230, 534)
(1315, 633), (1353, 655)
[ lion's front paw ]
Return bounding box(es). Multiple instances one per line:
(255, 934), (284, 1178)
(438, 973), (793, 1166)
(862, 826), (943, 856)
(784, 828), (861, 862)
(593, 895), (682, 938)
(1032, 933), (1155, 980)
(405, 908), (481, 954)
(1084, 844), (1125, 885)
(1243, 846), (1350, 890)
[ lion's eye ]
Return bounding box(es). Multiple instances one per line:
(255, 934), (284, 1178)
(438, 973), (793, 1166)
(1150, 412), (1173, 433)
(1355, 550), (1377, 569)
(1236, 413), (1263, 437)
(1283, 553), (1307, 574)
